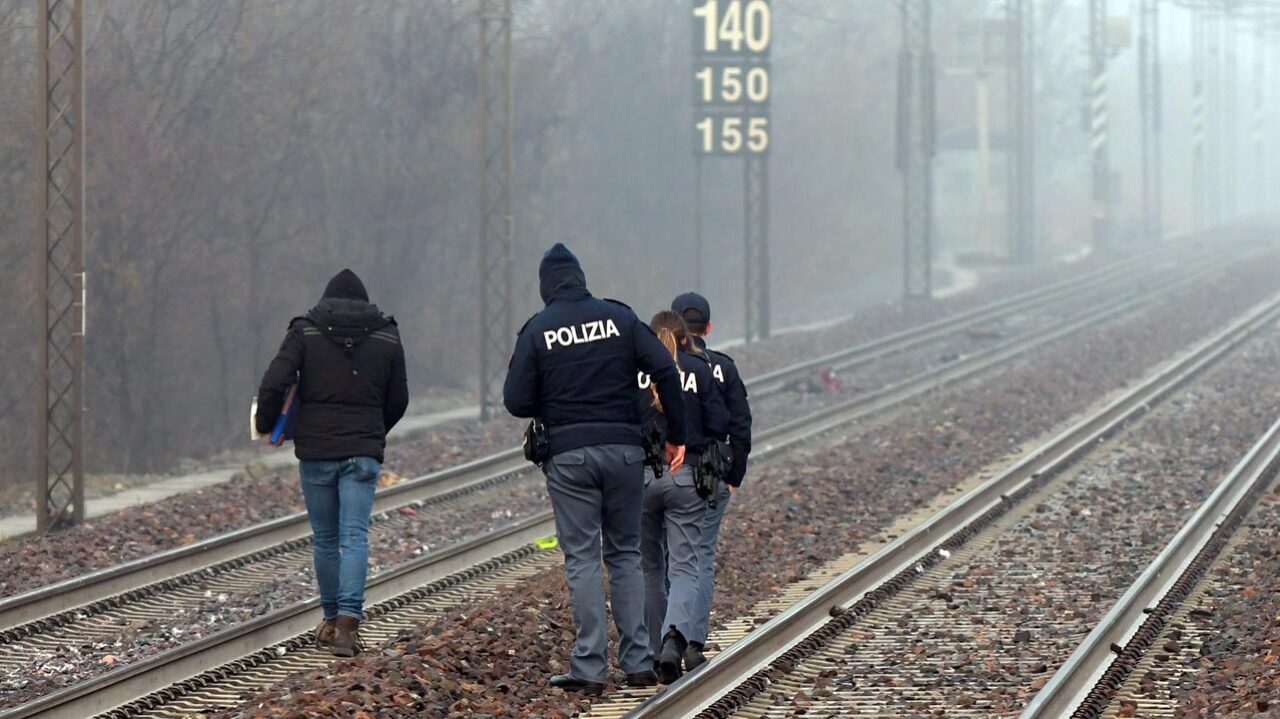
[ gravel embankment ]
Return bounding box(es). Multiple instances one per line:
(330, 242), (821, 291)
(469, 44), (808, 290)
(1131, 489), (1280, 719)
(740, 329), (1280, 717)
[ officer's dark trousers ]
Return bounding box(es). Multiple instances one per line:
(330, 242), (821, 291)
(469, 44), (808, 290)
(544, 444), (652, 682)
(641, 465), (707, 655)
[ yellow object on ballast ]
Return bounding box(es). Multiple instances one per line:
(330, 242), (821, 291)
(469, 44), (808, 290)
(535, 536), (559, 550)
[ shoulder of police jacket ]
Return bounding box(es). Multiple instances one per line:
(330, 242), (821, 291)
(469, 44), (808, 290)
(680, 350), (712, 370)
(516, 313), (539, 336)
(707, 347), (736, 366)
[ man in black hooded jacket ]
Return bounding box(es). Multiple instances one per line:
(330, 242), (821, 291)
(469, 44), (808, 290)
(256, 269), (408, 658)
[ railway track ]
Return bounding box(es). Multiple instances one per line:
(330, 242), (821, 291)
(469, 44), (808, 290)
(0, 245), (1254, 718)
(618, 291), (1280, 719)
(1023, 413), (1280, 718)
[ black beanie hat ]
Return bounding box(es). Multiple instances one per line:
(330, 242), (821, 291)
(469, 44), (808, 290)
(539, 243), (586, 302)
(322, 269), (369, 302)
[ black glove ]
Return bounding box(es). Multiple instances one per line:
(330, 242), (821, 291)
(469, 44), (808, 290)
(725, 445), (749, 487)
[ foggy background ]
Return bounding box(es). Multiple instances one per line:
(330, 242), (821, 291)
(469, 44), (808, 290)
(0, 1), (1276, 493)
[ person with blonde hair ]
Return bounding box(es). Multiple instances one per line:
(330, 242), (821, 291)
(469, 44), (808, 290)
(636, 310), (729, 683)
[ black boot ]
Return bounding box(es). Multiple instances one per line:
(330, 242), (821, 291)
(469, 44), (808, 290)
(625, 670), (658, 687)
(657, 629), (688, 684)
(683, 641), (707, 672)
(549, 673), (604, 696)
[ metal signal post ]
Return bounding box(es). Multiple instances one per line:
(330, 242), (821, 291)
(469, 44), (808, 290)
(1224, 18), (1238, 223)
(1138, 0), (1164, 244)
(1006, 0), (1035, 264)
(897, 0), (935, 299)
(1088, 0), (1110, 252)
(35, 0), (86, 532)
(1191, 9), (1207, 231)
(1252, 22), (1267, 214)
(477, 0), (514, 421)
(692, 0), (772, 341)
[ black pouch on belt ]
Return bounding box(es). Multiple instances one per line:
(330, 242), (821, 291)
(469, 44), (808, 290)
(694, 440), (731, 507)
(642, 415), (668, 479)
(523, 419), (549, 466)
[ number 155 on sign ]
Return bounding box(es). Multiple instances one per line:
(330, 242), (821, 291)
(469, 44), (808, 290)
(696, 115), (769, 155)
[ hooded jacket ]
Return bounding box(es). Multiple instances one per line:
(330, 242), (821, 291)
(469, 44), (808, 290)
(256, 269), (409, 462)
(503, 244), (688, 455)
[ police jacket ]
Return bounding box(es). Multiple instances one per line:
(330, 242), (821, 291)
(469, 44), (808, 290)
(692, 336), (752, 486)
(256, 272), (409, 463)
(503, 285), (688, 456)
(638, 348), (730, 455)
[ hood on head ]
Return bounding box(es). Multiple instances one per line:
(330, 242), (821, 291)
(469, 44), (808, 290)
(322, 269), (369, 302)
(539, 243), (587, 303)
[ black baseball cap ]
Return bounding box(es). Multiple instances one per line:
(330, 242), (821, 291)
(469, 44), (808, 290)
(671, 292), (711, 324)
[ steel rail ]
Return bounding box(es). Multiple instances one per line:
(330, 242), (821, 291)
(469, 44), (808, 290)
(0, 448), (527, 632)
(15, 253), (1246, 719)
(744, 249), (1170, 397)
(0, 514), (557, 719)
(0, 247), (1191, 633)
(1021, 414), (1280, 718)
(623, 292), (1280, 719)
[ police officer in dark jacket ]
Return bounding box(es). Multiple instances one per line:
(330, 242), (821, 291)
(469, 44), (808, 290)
(257, 269), (408, 657)
(504, 244), (688, 695)
(637, 311), (730, 683)
(670, 291), (752, 670)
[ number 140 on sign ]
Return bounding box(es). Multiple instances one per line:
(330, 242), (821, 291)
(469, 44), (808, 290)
(695, 115), (769, 155)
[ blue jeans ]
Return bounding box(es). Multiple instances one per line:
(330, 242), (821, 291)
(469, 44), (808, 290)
(299, 457), (380, 620)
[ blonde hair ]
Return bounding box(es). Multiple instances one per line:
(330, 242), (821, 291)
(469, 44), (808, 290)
(648, 311), (687, 412)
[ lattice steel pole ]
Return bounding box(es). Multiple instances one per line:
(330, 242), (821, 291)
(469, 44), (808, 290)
(1253, 22), (1266, 214)
(1224, 15), (1238, 223)
(1138, 0), (1164, 244)
(477, 0), (513, 421)
(1192, 9), (1207, 231)
(1207, 12), (1222, 227)
(35, 0), (85, 533)
(1088, 0), (1110, 252)
(743, 155), (770, 341)
(1006, 0), (1035, 264)
(898, 0), (934, 299)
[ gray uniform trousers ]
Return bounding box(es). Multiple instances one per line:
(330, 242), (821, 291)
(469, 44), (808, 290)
(543, 444), (652, 683)
(640, 465), (707, 655)
(690, 479), (732, 644)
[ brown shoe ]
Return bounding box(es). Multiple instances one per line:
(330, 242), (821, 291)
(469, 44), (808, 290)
(314, 618), (337, 649)
(332, 616), (364, 657)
